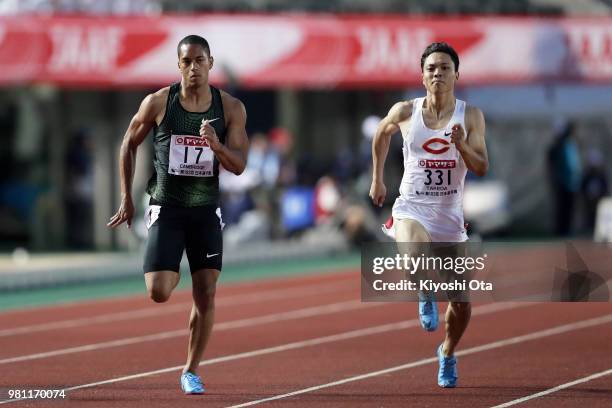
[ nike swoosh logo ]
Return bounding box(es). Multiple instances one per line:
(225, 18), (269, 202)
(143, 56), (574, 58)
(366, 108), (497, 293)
(206, 253), (219, 258)
(444, 132), (451, 136)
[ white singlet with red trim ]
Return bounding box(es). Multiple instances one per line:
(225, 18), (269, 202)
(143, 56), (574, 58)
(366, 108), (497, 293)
(390, 97), (468, 242)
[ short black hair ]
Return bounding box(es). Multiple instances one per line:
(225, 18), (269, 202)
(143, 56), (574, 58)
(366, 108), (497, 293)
(420, 42), (459, 72)
(177, 35), (210, 57)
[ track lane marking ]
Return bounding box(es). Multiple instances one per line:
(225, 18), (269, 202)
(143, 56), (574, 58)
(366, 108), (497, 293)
(226, 313), (612, 407)
(491, 367), (612, 407)
(0, 300), (378, 365)
(0, 302), (528, 404)
(0, 280), (355, 337)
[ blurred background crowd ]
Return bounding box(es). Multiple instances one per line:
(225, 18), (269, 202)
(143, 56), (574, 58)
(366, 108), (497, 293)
(0, 0), (611, 261)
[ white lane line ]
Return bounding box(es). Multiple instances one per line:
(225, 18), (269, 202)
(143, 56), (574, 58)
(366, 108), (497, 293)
(0, 280), (355, 337)
(0, 302), (528, 405)
(490, 367), (612, 407)
(0, 300), (377, 365)
(225, 313), (612, 408)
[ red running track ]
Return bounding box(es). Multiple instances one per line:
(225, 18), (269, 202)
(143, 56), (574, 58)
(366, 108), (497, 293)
(0, 268), (610, 408)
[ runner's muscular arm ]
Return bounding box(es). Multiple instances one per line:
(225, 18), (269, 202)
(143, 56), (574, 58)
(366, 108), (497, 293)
(200, 95), (248, 175)
(369, 101), (412, 207)
(451, 106), (488, 177)
(107, 90), (165, 228)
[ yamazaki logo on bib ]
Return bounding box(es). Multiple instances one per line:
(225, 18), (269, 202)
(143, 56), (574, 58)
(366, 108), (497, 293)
(174, 136), (210, 147)
(422, 137), (450, 154)
(418, 159), (456, 169)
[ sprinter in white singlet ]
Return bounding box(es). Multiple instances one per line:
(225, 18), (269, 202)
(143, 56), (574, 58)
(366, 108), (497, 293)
(369, 42), (488, 388)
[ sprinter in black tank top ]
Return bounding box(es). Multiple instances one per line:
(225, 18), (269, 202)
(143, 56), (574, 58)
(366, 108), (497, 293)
(147, 81), (226, 207)
(107, 35), (248, 395)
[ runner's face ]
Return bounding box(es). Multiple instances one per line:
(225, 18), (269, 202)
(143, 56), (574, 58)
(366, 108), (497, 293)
(178, 44), (213, 86)
(422, 52), (458, 94)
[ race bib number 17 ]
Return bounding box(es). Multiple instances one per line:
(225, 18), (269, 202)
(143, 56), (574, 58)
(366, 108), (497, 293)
(168, 135), (214, 177)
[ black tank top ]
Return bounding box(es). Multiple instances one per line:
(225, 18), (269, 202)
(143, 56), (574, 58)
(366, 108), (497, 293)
(146, 83), (226, 207)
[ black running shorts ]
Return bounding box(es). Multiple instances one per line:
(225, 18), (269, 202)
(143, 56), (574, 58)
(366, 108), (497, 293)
(143, 203), (224, 273)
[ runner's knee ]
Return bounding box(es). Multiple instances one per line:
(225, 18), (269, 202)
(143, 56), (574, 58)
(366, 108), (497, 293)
(145, 270), (178, 303)
(194, 283), (216, 308)
(187, 268), (220, 311)
(149, 286), (172, 303)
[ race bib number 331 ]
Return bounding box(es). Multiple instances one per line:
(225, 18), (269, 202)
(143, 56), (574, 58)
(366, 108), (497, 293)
(168, 134), (214, 177)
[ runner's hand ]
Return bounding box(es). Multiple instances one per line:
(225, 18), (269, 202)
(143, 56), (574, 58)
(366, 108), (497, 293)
(107, 197), (135, 228)
(450, 123), (466, 148)
(200, 119), (222, 152)
(369, 180), (387, 207)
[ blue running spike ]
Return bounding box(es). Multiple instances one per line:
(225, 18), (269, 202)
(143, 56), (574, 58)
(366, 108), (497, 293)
(418, 295), (439, 332)
(180, 372), (205, 394)
(437, 344), (458, 388)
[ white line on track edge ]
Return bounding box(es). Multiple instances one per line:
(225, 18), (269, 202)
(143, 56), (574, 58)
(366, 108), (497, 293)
(225, 313), (612, 408)
(0, 302), (526, 405)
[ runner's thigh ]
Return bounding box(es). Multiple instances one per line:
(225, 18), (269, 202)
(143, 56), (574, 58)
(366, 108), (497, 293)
(184, 205), (223, 273)
(395, 218), (432, 242)
(143, 205), (185, 273)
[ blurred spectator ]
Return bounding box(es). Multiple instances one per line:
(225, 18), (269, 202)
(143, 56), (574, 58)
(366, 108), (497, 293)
(280, 186), (315, 235)
(359, 115), (379, 173)
(314, 175), (340, 224)
(547, 119), (582, 236)
(0, 179), (42, 243)
(581, 148), (609, 233)
(331, 147), (353, 184)
(269, 127), (296, 187)
(312, 174), (380, 247)
(220, 131), (281, 225)
(65, 130), (94, 248)
(223, 186), (272, 247)
(219, 168), (256, 226)
(340, 204), (378, 246)
(248, 132), (280, 189)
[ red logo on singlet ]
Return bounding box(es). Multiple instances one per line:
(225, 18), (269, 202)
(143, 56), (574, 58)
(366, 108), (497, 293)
(422, 138), (450, 154)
